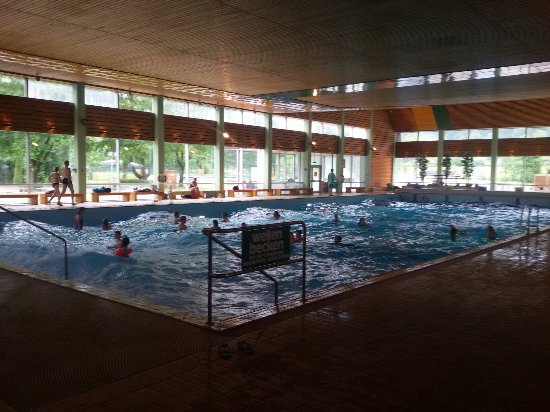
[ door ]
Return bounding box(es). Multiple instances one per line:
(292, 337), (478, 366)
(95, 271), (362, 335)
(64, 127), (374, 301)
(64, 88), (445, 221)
(310, 165), (322, 192)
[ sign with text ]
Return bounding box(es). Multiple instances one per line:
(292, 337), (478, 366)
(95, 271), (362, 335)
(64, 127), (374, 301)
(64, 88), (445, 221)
(242, 226), (291, 270)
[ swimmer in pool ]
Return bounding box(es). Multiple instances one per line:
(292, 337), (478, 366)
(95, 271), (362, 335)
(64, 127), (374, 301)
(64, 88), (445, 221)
(273, 210), (281, 220)
(108, 230), (123, 248)
(332, 213), (340, 224)
(101, 218), (112, 231)
(115, 236), (132, 258)
(176, 215), (187, 231)
(173, 211), (181, 224)
(334, 235), (343, 244)
(211, 219), (221, 231)
(487, 225), (497, 240)
(221, 211), (230, 222)
(292, 229), (303, 243)
(358, 217), (369, 226)
(75, 207), (84, 230)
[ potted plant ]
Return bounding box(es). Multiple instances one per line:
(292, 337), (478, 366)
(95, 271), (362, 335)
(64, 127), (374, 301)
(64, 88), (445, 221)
(461, 152), (474, 186)
(416, 155), (429, 183)
(441, 153), (452, 185)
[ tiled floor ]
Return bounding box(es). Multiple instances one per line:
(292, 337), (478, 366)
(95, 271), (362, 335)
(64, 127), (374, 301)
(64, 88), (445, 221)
(2, 226), (550, 410)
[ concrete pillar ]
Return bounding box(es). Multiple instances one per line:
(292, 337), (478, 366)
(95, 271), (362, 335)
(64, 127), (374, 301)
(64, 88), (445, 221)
(264, 113), (273, 189)
(152, 96), (164, 180)
(364, 110), (374, 187)
(491, 128), (498, 191)
(303, 112), (313, 187)
(73, 83), (86, 194)
(335, 111), (345, 193)
(437, 130), (444, 176)
(214, 107), (225, 190)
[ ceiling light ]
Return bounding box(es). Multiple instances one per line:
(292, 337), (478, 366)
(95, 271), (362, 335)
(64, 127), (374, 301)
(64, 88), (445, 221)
(312, 141), (317, 145)
(222, 132), (230, 138)
(372, 147), (377, 151)
(31, 142), (39, 146)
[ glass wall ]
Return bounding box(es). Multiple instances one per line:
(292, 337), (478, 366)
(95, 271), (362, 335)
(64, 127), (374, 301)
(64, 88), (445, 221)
(0, 74), (24, 96)
(164, 143), (215, 190)
(393, 157), (438, 186)
(272, 151), (300, 188)
(223, 148), (263, 189)
(342, 155), (365, 189)
(0, 131), (74, 192)
(86, 137), (153, 191)
(496, 156), (550, 191)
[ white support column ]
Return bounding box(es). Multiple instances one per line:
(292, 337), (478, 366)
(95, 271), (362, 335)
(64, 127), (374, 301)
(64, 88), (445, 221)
(214, 107), (225, 190)
(437, 130), (444, 175)
(364, 110), (374, 188)
(152, 96), (165, 181)
(73, 83), (86, 194)
(303, 112), (313, 187)
(490, 128), (498, 191)
(335, 111), (345, 193)
(264, 113), (273, 189)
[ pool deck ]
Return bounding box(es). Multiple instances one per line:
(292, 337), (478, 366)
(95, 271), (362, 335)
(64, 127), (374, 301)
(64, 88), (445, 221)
(2, 197), (550, 410)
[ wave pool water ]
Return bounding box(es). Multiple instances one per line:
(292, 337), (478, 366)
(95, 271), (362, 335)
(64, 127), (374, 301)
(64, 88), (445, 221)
(1, 200), (548, 321)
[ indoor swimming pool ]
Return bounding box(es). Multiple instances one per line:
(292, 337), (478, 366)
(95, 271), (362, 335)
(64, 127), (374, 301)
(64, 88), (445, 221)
(1, 198), (549, 322)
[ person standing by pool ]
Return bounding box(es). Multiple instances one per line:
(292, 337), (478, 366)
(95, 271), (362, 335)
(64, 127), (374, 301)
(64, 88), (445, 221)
(47, 166), (62, 206)
(60, 160), (76, 205)
(328, 169), (336, 196)
(75, 207), (84, 230)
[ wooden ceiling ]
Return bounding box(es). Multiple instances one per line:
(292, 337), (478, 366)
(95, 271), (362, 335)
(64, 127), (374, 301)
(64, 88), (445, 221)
(1, 0), (550, 111)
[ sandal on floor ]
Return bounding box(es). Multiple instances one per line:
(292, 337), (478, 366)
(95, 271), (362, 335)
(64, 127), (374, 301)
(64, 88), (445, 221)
(218, 343), (231, 359)
(237, 340), (254, 355)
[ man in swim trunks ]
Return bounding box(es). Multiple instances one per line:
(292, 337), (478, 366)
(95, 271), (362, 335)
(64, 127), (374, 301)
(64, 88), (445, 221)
(60, 160), (76, 205)
(47, 166), (62, 206)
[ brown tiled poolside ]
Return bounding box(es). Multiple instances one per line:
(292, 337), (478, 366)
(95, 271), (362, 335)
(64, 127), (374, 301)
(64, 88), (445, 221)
(2, 230), (550, 411)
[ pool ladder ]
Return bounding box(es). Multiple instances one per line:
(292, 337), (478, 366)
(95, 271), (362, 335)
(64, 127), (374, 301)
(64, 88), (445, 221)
(520, 204), (540, 234)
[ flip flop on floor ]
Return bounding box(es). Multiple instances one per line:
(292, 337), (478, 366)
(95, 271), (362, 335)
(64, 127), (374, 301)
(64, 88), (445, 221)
(218, 343), (231, 359)
(237, 340), (254, 355)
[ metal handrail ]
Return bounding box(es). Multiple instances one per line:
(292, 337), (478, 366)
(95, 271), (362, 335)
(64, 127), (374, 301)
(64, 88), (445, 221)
(520, 204), (540, 234)
(0, 205), (68, 279)
(203, 220), (307, 324)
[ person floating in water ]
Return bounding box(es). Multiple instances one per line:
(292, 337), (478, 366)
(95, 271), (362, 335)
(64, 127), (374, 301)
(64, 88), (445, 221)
(108, 230), (123, 249)
(75, 207), (84, 230)
(487, 225), (497, 240)
(334, 235), (343, 244)
(176, 215), (187, 231)
(332, 213), (340, 224)
(115, 236), (132, 257)
(358, 217), (369, 226)
(273, 210), (281, 220)
(220, 211), (230, 222)
(47, 166), (62, 206)
(173, 211), (181, 224)
(101, 218), (112, 231)
(449, 224), (458, 241)
(211, 219), (221, 231)
(291, 229), (304, 244)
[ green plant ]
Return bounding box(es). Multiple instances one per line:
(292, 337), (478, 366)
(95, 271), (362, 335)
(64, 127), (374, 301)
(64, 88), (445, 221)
(416, 155), (429, 183)
(461, 152), (474, 183)
(441, 153), (452, 183)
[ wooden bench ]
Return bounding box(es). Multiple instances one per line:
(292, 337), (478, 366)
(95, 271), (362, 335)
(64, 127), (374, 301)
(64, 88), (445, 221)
(227, 189), (255, 197)
(0, 193), (39, 205)
(274, 188), (313, 196)
(38, 192), (85, 204)
(90, 192), (131, 202)
(345, 187), (366, 193)
(252, 189), (273, 196)
(129, 191), (165, 201)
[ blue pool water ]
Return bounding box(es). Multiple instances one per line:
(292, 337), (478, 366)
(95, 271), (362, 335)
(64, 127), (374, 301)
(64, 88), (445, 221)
(1, 199), (548, 321)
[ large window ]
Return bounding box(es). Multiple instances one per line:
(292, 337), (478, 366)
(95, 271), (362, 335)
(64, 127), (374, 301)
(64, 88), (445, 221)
(272, 115), (306, 132)
(0, 74), (24, 96)
(224, 148), (263, 189)
(343, 155), (364, 188)
(272, 151), (299, 184)
(86, 137), (153, 190)
(28, 79), (74, 103)
(164, 143), (215, 190)
(393, 157), (438, 185)
(496, 156), (550, 191)
(0, 131), (74, 192)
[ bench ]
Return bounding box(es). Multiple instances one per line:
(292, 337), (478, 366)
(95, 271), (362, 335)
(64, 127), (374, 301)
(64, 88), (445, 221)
(129, 191), (165, 201)
(90, 192), (131, 202)
(252, 189), (273, 196)
(345, 187), (366, 193)
(0, 193), (39, 205)
(227, 189), (255, 197)
(38, 192), (85, 204)
(274, 188), (313, 196)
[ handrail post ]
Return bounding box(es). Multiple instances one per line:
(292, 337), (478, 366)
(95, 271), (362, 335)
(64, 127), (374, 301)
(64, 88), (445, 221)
(302, 222), (307, 303)
(207, 230), (213, 325)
